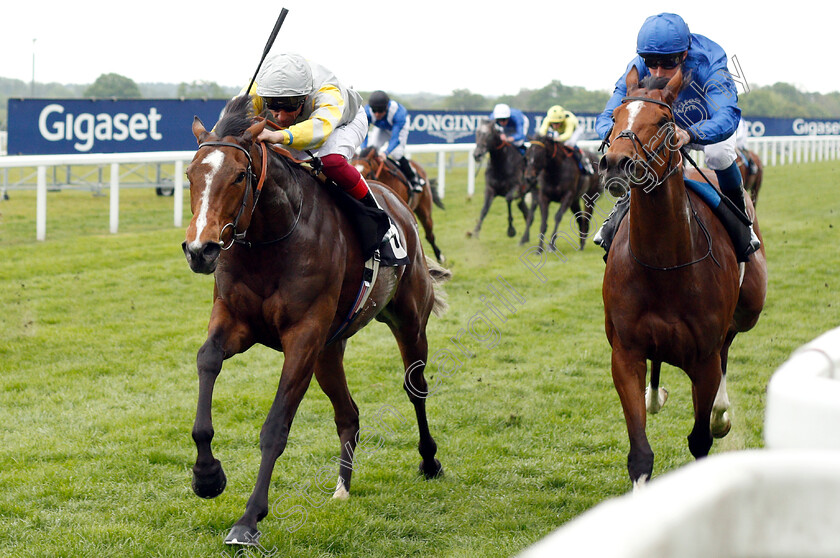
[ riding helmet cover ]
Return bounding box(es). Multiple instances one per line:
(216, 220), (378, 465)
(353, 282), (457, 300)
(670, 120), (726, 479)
(545, 105), (567, 124)
(256, 53), (315, 97)
(369, 90), (390, 112)
(492, 103), (511, 119)
(636, 13), (692, 55)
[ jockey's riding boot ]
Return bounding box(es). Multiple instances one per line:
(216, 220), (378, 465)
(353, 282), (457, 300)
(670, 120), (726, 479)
(715, 162), (760, 260)
(593, 193), (631, 259)
(398, 157), (425, 193)
(360, 188), (399, 244)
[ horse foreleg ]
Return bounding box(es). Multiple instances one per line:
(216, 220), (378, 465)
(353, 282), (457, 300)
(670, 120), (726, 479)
(473, 190), (495, 238)
(191, 336), (228, 500)
(506, 199), (517, 237)
(226, 334), (318, 546)
(519, 192), (538, 245)
(313, 340), (360, 499)
(548, 195), (574, 251)
(686, 355), (723, 459)
(571, 198), (593, 251)
(415, 196), (444, 263)
(611, 346), (653, 488)
(537, 199), (550, 253)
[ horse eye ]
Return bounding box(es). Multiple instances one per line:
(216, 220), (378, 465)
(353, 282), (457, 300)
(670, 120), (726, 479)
(235, 172), (247, 184)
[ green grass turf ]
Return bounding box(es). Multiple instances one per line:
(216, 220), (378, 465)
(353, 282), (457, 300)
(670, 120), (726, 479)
(0, 158), (837, 556)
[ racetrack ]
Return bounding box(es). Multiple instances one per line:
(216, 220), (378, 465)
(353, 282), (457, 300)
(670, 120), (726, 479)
(0, 158), (837, 556)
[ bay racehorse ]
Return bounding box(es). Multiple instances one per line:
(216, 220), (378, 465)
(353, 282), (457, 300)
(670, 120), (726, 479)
(182, 95), (451, 546)
(470, 118), (530, 239)
(352, 147), (446, 262)
(599, 67), (767, 488)
(739, 148), (764, 206)
(520, 136), (602, 252)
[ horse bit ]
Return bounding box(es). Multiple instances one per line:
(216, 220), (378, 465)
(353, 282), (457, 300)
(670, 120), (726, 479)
(198, 140), (302, 249)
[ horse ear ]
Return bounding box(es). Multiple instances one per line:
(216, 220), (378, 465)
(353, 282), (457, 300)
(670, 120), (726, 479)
(625, 65), (640, 93)
(192, 116), (210, 144)
(244, 119), (267, 143)
(663, 67), (684, 103)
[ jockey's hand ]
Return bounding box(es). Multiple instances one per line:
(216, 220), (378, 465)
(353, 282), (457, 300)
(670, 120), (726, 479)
(672, 127), (691, 149)
(378, 147), (389, 158)
(500, 134), (510, 142)
(257, 128), (287, 145)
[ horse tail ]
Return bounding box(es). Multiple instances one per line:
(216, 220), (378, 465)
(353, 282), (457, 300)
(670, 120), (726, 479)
(425, 255), (452, 317)
(429, 178), (446, 210)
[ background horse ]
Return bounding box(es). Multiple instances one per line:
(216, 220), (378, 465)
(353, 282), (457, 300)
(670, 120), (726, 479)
(739, 148), (764, 206)
(599, 68), (767, 488)
(470, 118), (530, 239)
(352, 147), (446, 262)
(182, 96), (450, 546)
(520, 136), (602, 251)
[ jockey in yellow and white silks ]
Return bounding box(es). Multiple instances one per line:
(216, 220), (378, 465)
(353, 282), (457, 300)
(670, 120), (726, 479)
(250, 53), (375, 201)
(538, 105), (593, 174)
(251, 53), (404, 262)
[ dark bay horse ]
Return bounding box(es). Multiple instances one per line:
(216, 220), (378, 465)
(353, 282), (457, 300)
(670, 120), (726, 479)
(599, 67), (767, 488)
(182, 96), (450, 546)
(739, 148), (764, 206)
(520, 137), (602, 251)
(352, 147), (446, 262)
(470, 119), (530, 239)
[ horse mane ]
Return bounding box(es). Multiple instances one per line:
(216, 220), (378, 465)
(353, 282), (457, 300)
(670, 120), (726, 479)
(214, 95), (257, 138)
(639, 75), (671, 91)
(359, 146), (377, 158)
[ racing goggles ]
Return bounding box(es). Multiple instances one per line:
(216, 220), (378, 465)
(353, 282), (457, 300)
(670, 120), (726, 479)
(264, 96), (306, 112)
(641, 53), (683, 70)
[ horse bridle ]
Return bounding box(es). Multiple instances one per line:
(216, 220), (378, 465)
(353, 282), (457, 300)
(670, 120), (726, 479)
(603, 96), (720, 271)
(197, 140), (301, 249)
(606, 96), (683, 191)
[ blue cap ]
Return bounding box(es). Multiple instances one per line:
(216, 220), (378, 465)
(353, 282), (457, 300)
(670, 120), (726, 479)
(636, 13), (691, 55)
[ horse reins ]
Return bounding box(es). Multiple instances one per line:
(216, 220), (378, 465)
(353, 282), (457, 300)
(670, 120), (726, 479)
(606, 96), (720, 271)
(198, 140), (302, 249)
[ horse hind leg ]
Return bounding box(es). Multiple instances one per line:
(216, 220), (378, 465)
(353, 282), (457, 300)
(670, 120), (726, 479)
(386, 316), (442, 479)
(711, 331), (737, 438)
(312, 341), (360, 499)
(645, 360), (669, 414)
(686, 356), (722, 459)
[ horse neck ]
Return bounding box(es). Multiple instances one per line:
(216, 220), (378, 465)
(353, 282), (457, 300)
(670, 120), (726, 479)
(249, 159), (305, 241)
(628, 172), (694, 264)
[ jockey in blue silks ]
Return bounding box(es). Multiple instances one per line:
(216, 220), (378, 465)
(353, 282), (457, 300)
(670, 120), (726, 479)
(593, 12), (760, 262)
(490, 103), (529, 156)
(362, 90), (426, 193)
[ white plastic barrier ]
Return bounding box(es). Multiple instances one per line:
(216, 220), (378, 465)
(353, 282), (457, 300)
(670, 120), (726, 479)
(518, 450), (840, 558)
(765, 326), (840, 450)
(519, 327), (840, 558)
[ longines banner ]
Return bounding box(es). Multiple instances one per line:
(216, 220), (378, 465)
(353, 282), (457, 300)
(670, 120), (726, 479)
(7, 99), (840, 155)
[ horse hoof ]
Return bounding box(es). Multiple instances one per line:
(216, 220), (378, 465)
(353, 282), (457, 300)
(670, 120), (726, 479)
(419, 458), (443, 479)
(711, 411), (732, 439)
(466, 230), (475, 238)
(191, 459), (227, 499)
(225, 524), (261, 546)
(507, 227), (516, 238)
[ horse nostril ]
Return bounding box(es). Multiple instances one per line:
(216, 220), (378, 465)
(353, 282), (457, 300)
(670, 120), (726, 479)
(202, 243), (221, 262)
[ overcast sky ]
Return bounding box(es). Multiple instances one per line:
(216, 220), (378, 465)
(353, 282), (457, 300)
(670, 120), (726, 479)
(1, 0), (833, 98)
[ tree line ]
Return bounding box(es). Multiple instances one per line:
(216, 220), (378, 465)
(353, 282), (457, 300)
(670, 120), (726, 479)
(2, 73), (840, 131)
